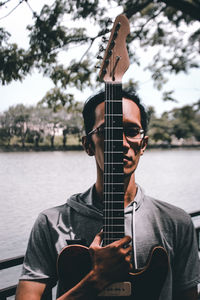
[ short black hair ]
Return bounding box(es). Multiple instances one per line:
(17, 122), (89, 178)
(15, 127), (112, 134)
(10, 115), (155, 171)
(82, 88), (148, 135)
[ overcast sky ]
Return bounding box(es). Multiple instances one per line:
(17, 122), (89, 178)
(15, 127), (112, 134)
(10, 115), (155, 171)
(0, 0), (199, 115)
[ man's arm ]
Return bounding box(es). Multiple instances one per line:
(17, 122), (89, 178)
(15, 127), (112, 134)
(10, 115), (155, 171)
(173, 286), (198, 300)
(15, 281), (46, 300)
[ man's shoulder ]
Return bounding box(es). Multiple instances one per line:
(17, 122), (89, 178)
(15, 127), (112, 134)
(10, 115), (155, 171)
(35, 202), (71, 228)
(144, 193), (192, 227)
(40, 203), (68, 218)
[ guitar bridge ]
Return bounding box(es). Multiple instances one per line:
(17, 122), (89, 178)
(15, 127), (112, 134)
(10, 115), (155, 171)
(98, 282), (131, 297)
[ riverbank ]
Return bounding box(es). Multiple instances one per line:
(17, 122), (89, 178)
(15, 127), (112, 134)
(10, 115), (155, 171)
(0, 144), (83, 152)
(0, 143), (200, 152)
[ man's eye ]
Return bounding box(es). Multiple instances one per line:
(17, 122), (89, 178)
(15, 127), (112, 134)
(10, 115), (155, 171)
(125, 128), (139, 137)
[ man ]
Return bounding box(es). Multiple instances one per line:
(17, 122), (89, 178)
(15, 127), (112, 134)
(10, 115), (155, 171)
(16, 89), (200, 299)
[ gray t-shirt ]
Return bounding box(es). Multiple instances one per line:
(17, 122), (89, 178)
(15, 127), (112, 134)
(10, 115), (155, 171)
(20, 185), (200, 299)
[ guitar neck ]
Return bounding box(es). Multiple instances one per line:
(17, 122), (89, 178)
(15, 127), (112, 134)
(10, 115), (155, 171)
(103, 82), (124, 246)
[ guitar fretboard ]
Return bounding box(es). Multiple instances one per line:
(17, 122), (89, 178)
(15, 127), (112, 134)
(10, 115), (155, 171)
(103, 83), (124, 246)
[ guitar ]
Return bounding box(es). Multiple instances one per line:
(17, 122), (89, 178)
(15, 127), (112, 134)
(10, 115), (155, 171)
(57, 14), (169, 299)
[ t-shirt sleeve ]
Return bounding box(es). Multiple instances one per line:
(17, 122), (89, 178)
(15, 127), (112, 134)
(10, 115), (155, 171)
(19, 213), (58, 288)
(173, 215), (200, 291)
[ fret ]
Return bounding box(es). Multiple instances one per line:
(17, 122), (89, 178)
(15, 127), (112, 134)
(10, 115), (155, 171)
(103, 232), (125, 234)
(104, 139), (123, 143)
(105, 114), (123, 116)
(104, 217), (124, 220)
(104, 209), (124, 211)
(104, 183), (124, 185)
(106, 202), (124, 206)
(104, 172), (124, 175)
(104, 162), (123, 164)
(105, 127), (123, 129)
(104, 193), (124, 198)
(104, 225), (124, 228)
(105, 99), (122, 102)
(104, 192), (124, 194)
(104, 151), (123, 153)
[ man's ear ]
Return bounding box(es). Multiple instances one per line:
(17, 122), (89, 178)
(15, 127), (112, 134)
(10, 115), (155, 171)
(82, 136), (95, 156)
(140, 136), (148, 155)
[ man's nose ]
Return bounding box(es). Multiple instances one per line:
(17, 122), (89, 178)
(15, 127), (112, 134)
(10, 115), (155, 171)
(123, 132), (130, 149)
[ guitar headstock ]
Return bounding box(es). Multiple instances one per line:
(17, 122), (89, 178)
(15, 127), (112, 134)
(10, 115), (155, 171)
(99, 14), (130, 83)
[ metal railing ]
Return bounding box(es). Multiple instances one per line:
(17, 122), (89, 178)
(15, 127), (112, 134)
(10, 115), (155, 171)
(0, 255), (52, 300)
(1, 210), (200, 299)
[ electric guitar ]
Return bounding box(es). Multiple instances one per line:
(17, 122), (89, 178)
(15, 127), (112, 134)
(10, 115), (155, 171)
(57, 14), (169, 299)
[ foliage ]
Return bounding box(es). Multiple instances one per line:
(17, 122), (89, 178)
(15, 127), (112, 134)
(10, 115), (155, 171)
(0, 0), (199, 108)
(147, 100), (200, 144)
(0, 100), (200, 148)
(0, 101), (84, 147)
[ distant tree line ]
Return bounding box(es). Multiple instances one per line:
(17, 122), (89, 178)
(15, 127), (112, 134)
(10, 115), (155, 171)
(0, 100), (200, 148)
(0, 102), (84, 148)
(148, 100), (200, 145)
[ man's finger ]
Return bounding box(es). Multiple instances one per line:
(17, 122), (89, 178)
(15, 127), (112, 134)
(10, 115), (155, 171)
(123, 245), (132, 256)
(111, 236), (132, 248)
(90, 230), (103, 247)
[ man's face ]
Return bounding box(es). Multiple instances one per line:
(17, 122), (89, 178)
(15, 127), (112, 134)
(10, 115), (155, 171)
(90, 98), (148, 177)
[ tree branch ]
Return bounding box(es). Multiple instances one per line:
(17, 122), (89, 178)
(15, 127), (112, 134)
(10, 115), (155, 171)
(124, 0), (153, 18)
(161, 0), (200, 21)
(131, 5), (166, 41)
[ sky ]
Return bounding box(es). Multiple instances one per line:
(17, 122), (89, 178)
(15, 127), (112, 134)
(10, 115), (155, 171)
(0, 0), (199, 116)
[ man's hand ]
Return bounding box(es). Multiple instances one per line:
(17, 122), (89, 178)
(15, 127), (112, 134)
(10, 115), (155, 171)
(89, 231), (132, 287)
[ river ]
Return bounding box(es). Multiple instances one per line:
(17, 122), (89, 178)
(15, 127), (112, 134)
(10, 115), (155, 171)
(0, 149), (200, 290)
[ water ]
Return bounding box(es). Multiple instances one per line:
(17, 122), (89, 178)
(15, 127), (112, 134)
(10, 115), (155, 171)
(0, 149), (200, 290)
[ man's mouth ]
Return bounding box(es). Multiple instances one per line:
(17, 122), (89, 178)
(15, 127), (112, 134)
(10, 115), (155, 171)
(123, 155), (132, 161)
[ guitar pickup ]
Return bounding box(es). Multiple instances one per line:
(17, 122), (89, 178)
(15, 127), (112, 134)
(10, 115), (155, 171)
(98, 282), (131, 297)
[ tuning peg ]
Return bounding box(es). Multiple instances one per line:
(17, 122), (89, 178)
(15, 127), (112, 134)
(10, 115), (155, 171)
(99, 45), (105, 52)
(109, 40), (115, 50)
(115, 22), (121, 32)
(95, 65), (101, 69)
(97, 55), (103, 59)
(113, 32), (118, 40)
(102, 36), (108, 43)
(107, 50), (112, 57)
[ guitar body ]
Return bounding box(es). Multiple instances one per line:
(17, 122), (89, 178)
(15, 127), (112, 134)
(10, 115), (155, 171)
(57, 244), (169, 299)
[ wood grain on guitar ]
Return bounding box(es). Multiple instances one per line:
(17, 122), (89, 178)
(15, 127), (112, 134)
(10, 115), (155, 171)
(57, 14), (169, 299)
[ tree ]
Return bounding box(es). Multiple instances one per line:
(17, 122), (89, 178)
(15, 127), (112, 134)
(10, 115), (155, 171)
(0, 0), (199, 108)
(0, 110), (14, 145)
(10, 104), (30, 147)
(148, 110), (173, 144)
(170, 104), (200, 140)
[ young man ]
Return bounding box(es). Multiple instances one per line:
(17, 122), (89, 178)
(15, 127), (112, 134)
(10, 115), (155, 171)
(16, 90), (200, 300)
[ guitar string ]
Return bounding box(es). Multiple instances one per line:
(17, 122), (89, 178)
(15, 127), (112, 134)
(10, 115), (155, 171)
(105, 82), (125, 245)
(105, 63), (125, 244)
